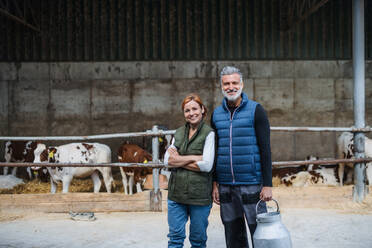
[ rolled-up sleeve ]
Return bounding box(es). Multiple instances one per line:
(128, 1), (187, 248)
(196, 131), (215, 172)
(163, 138), (175, 166)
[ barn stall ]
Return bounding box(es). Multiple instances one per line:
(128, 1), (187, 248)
(0, 0), (372, 212)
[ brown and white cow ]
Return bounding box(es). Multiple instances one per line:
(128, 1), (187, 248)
(280, 166), (339, 187)
(117, 143), (154, 195)
(274, 156), (339, 187)
(337, 132), (372, 186)
(33, 142), (113, 193)
(4, 141), (43, 180)
(143, 134), (173, 161)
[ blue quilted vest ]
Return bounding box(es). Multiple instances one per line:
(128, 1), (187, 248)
(212, 92), (262, 185)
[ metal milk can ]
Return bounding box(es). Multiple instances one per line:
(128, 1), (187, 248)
(253, 199), (292, 248)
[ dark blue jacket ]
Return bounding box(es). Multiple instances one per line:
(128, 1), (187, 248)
(212, 92), (262, 185)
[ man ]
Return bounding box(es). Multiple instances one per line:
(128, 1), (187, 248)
(211, 66), (273, 248)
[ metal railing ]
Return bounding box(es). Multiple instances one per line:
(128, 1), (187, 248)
(1, 126), (371, 170)
(0, 130), (176, 141)
(0, 126), (371, 141)
(2, 157), (372, 170)
(1, 126), (371, 189)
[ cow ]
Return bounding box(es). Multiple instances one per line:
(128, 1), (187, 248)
(117, 143), (154, 195)
(281, 167), (339, 187)
(337, 132), (372, 186)
(143, 133), (173, 162)
(154, 134), (173, 181)
(139, 132), (173, 182)
(273, 156), (339, 187)
(33, 142), (113, 193)
(3, 141), (46, 180)
(272, 155), (318, 181)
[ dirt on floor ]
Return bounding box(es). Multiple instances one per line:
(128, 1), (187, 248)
(1, 175), (372, 214)
(1, 186), (372, 248)
(272, 185), (372, 214)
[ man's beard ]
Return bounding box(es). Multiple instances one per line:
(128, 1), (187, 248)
(222, 87), (243, 102)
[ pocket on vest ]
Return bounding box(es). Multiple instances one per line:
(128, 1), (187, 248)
(251, 156), (256, 175)
(168, 173), (175, 193)
(188, 172), (210, 199)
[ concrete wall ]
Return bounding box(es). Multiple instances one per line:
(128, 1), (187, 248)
(1, 61), (372, 162)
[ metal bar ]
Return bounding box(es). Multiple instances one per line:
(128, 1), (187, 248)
(0, 162), (166, 168)
(0, 7), (40, 32)
(273, 158), (372, 167)
(151, 125), (160, 194)
(0, 130), (176, 141)
(1, 127), (372, 141)
(271, 127), (371, 132)
(285, 0), (330, 31)
(352, 0), (366, 202)
(26, 0), (39, 29)
(2, 158), (372, 169)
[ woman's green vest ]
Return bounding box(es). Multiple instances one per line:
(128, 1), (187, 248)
(168, 121), (213, 206)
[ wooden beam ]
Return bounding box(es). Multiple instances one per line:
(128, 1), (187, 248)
(0, 191), (167, 213)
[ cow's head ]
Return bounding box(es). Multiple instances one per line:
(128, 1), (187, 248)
(32, 144), (57, 170)
(306, 155), (319, 171)
(24, 141), (37, 162)
(159, 135), (173, 160)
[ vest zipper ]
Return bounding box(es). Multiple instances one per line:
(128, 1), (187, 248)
(230, 109), (237, 184)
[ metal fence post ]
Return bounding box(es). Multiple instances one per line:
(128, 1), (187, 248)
(150, 125), (162, 211)
(352, 0), (367, 202)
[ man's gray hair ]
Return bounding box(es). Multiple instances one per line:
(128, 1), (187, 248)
(220, 66), (243, 84)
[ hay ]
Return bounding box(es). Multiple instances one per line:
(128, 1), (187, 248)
(0, 178), (125, 194)
(272, 176), (282, 187)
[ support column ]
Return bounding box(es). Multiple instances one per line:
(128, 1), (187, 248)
(352, 0), (367, 202)
(150, 125), (162, 211)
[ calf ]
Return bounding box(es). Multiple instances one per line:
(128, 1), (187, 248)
(143, 134), (173, 161)
(4, 141), (44, 180)
(117, 143), (153, 195)
(272, 156), (318, 181)
(33, 142), (113, 193)
(274, 156), (339, 187)
(337, 132), (372, 186)
(281, 167), (338, 187)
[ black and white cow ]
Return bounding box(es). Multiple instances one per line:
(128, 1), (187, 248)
(337, 132), (372, 186)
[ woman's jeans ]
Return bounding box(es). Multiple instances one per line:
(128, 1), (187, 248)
(167, 199), (212, 248)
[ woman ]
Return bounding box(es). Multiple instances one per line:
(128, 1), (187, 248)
(164, 93), (215, 248)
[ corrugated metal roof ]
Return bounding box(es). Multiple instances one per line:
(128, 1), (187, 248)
(0, 0), (370, 62)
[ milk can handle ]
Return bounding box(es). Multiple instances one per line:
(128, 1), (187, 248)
(255, 198), (279, 215)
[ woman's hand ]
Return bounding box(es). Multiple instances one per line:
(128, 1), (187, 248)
(167, 147), (203, 171)
(167, 147), (195, 167)
(168, 147), (179, 159)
